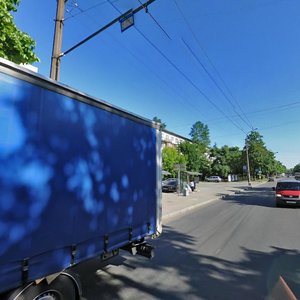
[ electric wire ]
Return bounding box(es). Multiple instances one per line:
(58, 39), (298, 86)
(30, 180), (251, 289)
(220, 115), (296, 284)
(65, 0), (118, 21)
(181, 38), (252, 131)
(205, 100), (300, 123)
(136, 0), (172, 40)
(105, 0), (209, 121)
(173, 0), (254, 130)
(66, 0), (208, 122)
(133, 26), (248, 134)
(105, 1), (247, 133)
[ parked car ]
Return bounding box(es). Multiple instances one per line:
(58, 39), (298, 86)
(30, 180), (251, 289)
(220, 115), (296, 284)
(205, 176), (222, 182)
(162, 179), (178, 192)
(274, 180), (300, 207)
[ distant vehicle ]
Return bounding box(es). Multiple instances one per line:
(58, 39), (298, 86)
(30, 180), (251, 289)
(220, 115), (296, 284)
(205, 176), (222, 182)
(274, 180), (300, 207)
(268, 177), (275, 182)
(162, 179), (178, 192)
(294, 172), (300, 181)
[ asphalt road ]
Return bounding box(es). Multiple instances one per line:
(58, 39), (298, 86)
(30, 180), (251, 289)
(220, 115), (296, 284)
(75, 182), (300, 300)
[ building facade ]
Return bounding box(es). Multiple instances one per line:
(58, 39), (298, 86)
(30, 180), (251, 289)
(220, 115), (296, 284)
(161, 129), (191, 149)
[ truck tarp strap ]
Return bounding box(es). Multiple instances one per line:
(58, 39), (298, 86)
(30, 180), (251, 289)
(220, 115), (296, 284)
(71, 245), (76, 265)
(104, 235), (109, 252)
(22, 258), (29, 285)
(129, 227), (133, 242)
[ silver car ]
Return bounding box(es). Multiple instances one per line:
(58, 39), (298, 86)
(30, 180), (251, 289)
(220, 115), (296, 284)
(205, 176), (222, 182)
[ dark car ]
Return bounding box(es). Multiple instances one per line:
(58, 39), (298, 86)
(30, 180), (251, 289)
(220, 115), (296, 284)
(162, 179), (178, 193)
(274, 180), (300, 207)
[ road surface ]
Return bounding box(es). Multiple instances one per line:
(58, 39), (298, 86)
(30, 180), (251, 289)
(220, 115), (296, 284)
(74, 182), (300, 299)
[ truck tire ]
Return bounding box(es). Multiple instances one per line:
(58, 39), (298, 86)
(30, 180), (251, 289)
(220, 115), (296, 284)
(6, 273), (79, 300)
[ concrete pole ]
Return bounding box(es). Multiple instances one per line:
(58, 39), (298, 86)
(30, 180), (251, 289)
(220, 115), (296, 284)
(246, 141), (251, 186)
(50, 0), (66, 80)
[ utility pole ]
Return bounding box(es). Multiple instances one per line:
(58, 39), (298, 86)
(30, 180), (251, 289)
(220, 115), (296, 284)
(245, 141), (251, 187)
(245, 129), (258, 187)
(49, 0), (155, 81)
(50, 0), (66, 81)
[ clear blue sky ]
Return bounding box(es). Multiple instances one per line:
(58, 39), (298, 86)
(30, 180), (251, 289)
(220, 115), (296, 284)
(13, 0), (300, 169)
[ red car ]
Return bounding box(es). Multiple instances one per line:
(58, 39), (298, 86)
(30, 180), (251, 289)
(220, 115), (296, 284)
(274, 180), (300, 207)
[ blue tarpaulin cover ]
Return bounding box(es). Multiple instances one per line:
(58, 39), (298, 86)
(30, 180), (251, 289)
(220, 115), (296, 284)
(0, 64), (159, 293)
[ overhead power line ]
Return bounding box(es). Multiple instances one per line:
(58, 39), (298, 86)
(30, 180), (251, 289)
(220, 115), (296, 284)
(61, 0), (156, 57)
(181, 38), (253, 130)
(107, 0), (172, 40)
(65, 0), (113, 21)
(133, 26), (247, 134)
(136, 0), (172, 40)
(173, 0), (254, 130)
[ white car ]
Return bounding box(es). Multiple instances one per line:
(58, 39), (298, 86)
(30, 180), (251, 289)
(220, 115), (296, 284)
(205, 176), (222, 182)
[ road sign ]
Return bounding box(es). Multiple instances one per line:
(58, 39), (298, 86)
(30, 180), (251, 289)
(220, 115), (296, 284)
(173, 164), (186, 171)
(120, 10), (134, 32)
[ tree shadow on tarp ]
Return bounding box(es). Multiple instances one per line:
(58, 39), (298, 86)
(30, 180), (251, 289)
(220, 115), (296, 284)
(76, 225), (300, 300)
(218, 186), (276, 208)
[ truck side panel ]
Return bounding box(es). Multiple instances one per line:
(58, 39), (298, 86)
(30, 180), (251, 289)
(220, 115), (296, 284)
(0, 64), (160, 293)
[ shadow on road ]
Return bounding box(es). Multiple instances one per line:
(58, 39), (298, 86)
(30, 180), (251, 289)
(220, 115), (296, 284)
(77, 225), (300, 300)
(218, 186), (277, 208)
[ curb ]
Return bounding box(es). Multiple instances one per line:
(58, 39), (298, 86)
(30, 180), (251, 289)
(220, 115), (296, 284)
(162, 197), (219, 222)
(162, 184), (260, 223)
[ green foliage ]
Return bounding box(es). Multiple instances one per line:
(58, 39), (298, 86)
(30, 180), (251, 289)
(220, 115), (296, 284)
(210, 145), (243, 177)
(293, 163), (300, 173)
(244, 130), (286, 178)
(178, 141), (210, 175)
(153, 117), (166, 130)
(189, 121), (210, 147)
(0, 0), (39, 64)
(162, 146), (186, 177)
(163, 126), (286, 181)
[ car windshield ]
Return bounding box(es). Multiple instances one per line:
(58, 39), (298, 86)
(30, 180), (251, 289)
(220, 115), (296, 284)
(276, 182), (300, 191)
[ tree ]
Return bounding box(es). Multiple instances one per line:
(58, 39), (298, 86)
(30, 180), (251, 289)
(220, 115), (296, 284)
(189, 121), (210, 147)
(178, 141), (211, 177)
(293, 163), (300, 173)
(152, 117), (166, 130)
(210, 145), (243, 178)
(0, 0), (39, 64)
(244, 130), (286, 178)
(162, 146), (186, 177)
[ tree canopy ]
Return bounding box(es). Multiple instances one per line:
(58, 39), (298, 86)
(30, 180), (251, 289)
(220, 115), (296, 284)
(293, 163), (300, 173)
(210, 145), (243, 178)
(162, 146), (186, 177)
(244, 130), (286, 177)
(161, 124), (287, 180)
(189, 121), (210, 147)
(152, 117), (166, 130)
(0, 0), (39, 64)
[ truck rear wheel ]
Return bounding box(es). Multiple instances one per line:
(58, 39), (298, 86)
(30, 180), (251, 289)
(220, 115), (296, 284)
(6, 273), (79, 300)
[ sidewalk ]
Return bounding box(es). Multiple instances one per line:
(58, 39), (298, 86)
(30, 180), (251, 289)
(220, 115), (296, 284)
(162, 181), (258, 222)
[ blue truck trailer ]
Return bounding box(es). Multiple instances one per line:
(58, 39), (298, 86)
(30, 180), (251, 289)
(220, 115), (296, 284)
(0, 58), (162, 299)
